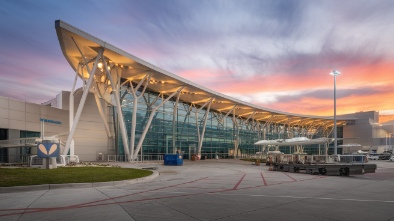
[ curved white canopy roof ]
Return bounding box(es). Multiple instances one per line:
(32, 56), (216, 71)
(254, 137), (332, 146)
(55, 20), (347, 128)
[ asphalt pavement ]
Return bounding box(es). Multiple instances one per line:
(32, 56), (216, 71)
(1, 159), (394, 221)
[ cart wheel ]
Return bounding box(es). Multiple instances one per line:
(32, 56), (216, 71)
(319, 168), (327, 175)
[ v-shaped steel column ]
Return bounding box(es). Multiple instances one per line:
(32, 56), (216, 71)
(67, 64), (79, 158)
(195, 98), (213, 158)
(126, 74), (151, 160)
(63, 47), (103, 156)
(172, 90), (182, 153)
(103, 62), (131, 160)
(133, 86), (185, 159)
(93, 89), (111, 138)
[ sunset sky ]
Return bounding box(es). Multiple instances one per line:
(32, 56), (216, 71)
(1, 0), (394, 117)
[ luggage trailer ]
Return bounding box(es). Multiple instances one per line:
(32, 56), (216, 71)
(273, 163), (377, 176)
(267, 154), (377, 176)
(256, 138), (376, 175)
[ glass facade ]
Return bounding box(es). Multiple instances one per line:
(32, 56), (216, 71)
(115, 87), (340, 159)
(0, 129), (40, 163)
(20, 130), (40, 156)
(0, 128), (8, 162)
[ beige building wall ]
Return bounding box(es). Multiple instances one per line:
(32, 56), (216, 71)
(0, 96), (68, 136)
(0, 92), (115, 162)
(342, 111), (391, 153)
(342, 111), (375, 148)
(67, 91), (116, 161)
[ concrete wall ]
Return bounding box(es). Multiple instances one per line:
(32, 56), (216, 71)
(0, 96), (69, 162)
(0, 96), (68, 136)
(69, 90), (115, 161)
(342, 111), (375, 147)
(0, 92), (115, 162)
(342, 111), (392, 152)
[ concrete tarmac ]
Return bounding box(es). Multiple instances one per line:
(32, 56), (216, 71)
(1, 159), (394, 221)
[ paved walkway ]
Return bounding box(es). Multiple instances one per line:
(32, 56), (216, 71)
(1, 159), (394, 221)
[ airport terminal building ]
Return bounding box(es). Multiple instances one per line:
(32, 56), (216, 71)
(0, 20), (393, 163)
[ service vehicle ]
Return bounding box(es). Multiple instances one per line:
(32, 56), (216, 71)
(367, 154), (379, 160)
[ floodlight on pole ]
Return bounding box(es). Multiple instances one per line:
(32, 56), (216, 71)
(330, 70), (341, 155)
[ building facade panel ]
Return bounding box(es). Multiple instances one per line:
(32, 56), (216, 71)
(9, 119), (26, 130)
(9, 110), (25, 121)
(0, 118), (9, 129)
(25, 121), (41, 132)
(9, 99), (25, 111)
(0, 97), (9, 109)
(25, 112), (41, 123)
(26, 103), (41, 114)
(0, 107), (9, 120)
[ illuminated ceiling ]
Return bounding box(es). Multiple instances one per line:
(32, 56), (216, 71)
(55, 20), (349, 128)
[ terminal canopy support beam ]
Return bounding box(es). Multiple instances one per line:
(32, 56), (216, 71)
(93, 87), (112, 138)
(105, 62), (131, 160)
(232, 108), (240, 157)
(195, 98), (213, 158)
(245, 111), (256, 131)
(172, 88), (183, 153)
(224, 105), (236, 118)
(133, 86), (185, 159)
(126, 74), (151, 160)
(67, 64), (79, 157)
(63, 47), (103, 156)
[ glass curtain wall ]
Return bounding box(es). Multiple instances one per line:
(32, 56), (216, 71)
(20, 130), (40, 156)
(116, 86), (337, 159)
(0, 128), (8, 162)
(117, 87), (261, 159)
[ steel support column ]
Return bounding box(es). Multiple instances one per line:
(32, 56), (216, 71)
(105, 63), (131, 160)
(133, 86), (185, 159)
(93, 88), (111, 137)
(63, 48), (103, 156)
(67, 64), (79, 157)
(127, 74), (151, 160)
(172, 89), (182, 153)
(196, 98), (213, 158)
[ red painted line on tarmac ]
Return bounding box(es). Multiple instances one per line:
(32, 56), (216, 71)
(0, 176), (209, 213)
(0, 193), (202, 217)
(298, 176), (326, 181)
(268, 181), (295, 186)
(260, 173), (268, 186)
(0, 187), (234, 218)
(177, 186), (224, 189)
(235, 185), (265, 190)
(0, 173), (329, 218)
(232, 174), (246, 190)
(71, 176), (209, 207)
(282, 172), (297, 182)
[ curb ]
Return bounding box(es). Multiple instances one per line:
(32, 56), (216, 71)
(0, 170), (159, 193)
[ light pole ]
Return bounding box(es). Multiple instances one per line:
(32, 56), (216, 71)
(330, 70), (341, 155)
(386, 133), (388, 152)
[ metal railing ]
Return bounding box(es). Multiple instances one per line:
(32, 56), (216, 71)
(238, 153), (266, 159)
(0, 138), (39, 148)
(97, 154), (165, 162)
(98, 154), (127, 162)
(138, 154), (163, 162)
(20, 154), (32, 164)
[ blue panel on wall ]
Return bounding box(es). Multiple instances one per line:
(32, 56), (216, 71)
(37, 143), (59, 158)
